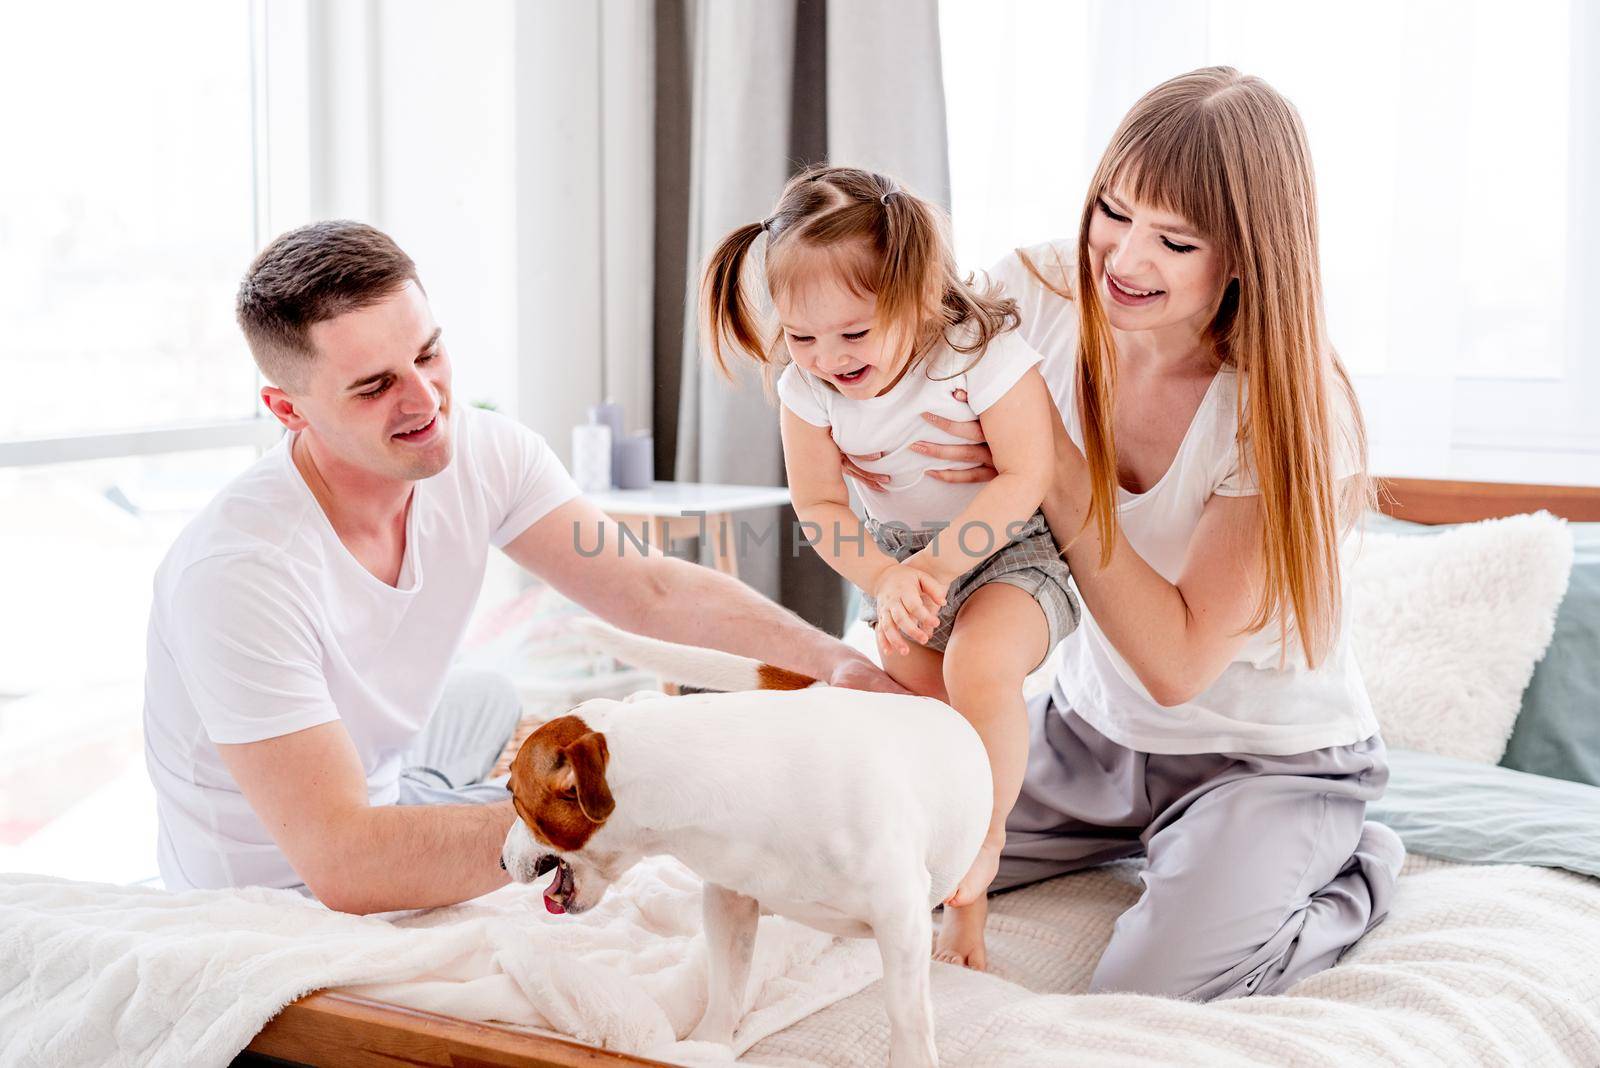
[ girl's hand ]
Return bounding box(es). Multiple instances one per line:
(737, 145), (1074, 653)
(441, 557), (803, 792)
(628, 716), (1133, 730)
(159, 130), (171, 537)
(911, 388), (996, 483)
(870, 562), (946, 656)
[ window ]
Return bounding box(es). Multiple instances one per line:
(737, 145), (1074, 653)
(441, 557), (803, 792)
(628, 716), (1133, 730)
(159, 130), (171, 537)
(0, 3), (536, 885)
(0, 1), (280, 884)
(942, 0), (1600, 483)
(0, 1), (261, 439)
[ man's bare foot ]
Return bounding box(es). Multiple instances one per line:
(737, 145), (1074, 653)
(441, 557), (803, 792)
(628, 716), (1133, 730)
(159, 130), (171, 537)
(945, 839), (1002, 908)
(933, 895), (989, 971)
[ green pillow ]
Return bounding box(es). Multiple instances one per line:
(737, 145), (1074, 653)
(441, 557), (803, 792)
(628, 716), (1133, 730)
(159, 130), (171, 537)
(1500, 522), (1600, 786)
(1362, 512), (1600, 787)
(1370, 748), (1600, 876)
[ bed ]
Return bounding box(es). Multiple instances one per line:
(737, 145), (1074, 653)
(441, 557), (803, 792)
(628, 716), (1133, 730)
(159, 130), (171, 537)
(229, 477), (1599, 1065)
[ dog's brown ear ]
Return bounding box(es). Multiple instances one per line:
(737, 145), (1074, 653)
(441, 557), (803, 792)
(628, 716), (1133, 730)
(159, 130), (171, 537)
(562, 731), (614, 823)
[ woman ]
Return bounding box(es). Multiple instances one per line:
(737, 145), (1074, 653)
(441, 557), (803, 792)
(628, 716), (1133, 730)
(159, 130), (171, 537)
(852, 67), (1404, 986)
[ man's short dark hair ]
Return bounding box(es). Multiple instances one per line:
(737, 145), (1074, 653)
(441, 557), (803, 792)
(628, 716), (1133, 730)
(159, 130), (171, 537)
(236, 220), (421, 390)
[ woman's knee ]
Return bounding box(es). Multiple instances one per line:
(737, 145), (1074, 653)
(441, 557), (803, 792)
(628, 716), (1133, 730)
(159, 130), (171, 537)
(1089, 928), (1212, 998)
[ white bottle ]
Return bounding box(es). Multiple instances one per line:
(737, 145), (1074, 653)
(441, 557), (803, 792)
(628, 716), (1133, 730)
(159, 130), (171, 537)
(571, 416), (613, 494)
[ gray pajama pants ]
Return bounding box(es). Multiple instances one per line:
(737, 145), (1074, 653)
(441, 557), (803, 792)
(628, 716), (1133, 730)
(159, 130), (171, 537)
(396, 669), (525, 806)
(999, 679), (1405, 1001)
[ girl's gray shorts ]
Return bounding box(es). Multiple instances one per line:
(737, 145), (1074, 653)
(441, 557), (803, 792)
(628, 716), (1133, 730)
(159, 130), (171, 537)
(859, 511), (1079, 653)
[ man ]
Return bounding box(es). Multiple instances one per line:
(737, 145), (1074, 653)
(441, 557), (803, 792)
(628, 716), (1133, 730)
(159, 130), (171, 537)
(143, 220), (900, 914)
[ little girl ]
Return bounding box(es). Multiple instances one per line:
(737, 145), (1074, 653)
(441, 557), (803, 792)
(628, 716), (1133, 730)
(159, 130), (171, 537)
(700, 165), (1079, 968)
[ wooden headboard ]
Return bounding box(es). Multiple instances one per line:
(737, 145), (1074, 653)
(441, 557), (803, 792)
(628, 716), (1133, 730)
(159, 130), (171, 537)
(243, 477), (1599, 1068)
(1378, 477), (1600, 525)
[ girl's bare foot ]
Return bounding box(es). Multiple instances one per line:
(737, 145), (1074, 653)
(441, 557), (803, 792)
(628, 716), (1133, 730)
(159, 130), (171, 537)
(933, 894), (989, 971)
(945, 838), (1002, 908)
(932, 838), (1001, 970)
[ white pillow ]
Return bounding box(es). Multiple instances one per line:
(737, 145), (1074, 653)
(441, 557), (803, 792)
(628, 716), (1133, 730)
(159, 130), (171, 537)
(1349, 512), (1574, 763)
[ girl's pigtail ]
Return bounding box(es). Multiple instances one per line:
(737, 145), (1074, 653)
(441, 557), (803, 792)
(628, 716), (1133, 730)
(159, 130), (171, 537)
(701, 221), (770, 380)
(876, 189), (942, 355)
(880, 184), (1019, 369)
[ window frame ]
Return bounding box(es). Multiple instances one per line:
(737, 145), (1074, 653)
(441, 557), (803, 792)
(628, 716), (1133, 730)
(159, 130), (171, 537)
(0, 0), (310, 471)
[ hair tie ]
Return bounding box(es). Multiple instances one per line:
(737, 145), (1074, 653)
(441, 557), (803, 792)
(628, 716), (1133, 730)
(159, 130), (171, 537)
(759, 217), (773, 233)
(880, 192), (895, 206)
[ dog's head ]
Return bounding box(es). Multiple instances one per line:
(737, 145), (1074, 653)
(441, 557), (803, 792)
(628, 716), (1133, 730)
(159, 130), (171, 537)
(500, 713), (629, 915)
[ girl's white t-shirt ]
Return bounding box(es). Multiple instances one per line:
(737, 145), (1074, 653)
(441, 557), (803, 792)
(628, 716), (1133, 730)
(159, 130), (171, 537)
(991, 240), (1378, 756)
(776, 327), (1043, 531)
(142, 406), (579, 891)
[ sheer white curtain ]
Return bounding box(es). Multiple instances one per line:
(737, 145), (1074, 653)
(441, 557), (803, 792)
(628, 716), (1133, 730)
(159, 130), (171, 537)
(941, 0), (1600, 484)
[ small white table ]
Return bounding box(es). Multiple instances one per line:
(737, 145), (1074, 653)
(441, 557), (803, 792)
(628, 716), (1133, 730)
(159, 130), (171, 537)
(584, 481), (792, 578)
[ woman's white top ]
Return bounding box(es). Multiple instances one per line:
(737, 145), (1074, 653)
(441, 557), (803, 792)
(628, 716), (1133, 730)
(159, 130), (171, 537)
(992, 241), (1378, 756)
(777, 328), (1042, 531)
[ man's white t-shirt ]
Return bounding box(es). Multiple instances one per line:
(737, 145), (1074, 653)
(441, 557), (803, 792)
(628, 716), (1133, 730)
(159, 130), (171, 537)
(776, 327), (1043, 531)
(143, 406), (579, 891)
(991, 241), (1379, 756)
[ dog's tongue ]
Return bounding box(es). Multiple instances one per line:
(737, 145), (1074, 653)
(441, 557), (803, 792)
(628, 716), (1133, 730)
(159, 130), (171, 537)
(544, 890), (565, 915)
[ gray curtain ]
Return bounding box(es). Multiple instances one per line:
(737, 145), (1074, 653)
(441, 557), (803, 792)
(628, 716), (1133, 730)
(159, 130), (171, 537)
(653, 0), (950, 634)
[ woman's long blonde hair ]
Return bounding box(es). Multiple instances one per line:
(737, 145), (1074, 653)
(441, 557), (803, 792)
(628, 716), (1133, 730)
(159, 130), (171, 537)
(1065, 66), (1370, 666)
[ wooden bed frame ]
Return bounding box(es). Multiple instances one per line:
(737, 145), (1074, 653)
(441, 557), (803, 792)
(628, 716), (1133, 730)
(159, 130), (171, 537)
(243, 476), (1600, 1068)
(1374, 476), (1600, 525)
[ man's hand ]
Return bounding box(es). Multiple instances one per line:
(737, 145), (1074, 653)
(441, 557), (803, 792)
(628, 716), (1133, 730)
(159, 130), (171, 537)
(216, 721), (513, 914)
(826, 654), (912, 694)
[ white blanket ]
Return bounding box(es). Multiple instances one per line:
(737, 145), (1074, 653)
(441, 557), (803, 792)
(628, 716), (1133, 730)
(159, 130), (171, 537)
(7, 854), (1599, 1067)
(747, 855), (1600, 1066)
(0, 857), (880, 1068)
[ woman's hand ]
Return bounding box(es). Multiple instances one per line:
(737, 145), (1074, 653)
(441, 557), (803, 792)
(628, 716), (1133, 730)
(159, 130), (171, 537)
(840, 450), (889, 490)
(840, 389), (1001, 487)
(914, 389), (998, 484)
(870, 562), (946, 656)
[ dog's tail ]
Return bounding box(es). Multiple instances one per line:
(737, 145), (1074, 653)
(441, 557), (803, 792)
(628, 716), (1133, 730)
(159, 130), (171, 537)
(575, 618), (817, 692)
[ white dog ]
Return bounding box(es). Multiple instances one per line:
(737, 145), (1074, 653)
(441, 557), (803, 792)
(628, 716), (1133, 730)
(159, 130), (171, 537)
(500, 621), (991, 1066)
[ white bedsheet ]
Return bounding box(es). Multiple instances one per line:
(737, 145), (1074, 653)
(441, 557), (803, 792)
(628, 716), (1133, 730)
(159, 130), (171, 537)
(0, 856), (879, 1068)
(5, 853), (1598, 1067)
(747, 855), (1600, 1066)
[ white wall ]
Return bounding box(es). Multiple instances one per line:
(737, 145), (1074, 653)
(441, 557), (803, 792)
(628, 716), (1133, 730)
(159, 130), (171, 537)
(371, 1), (520, 420)
(283, 0), (654, 464)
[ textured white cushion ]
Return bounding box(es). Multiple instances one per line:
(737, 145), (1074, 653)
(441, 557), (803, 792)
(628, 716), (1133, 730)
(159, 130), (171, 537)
(1349, 512), (1574, 763)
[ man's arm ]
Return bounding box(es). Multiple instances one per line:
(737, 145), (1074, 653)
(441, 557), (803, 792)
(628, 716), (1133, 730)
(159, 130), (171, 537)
(501, 495), (907, 693)
(216, 721), (512, 914)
